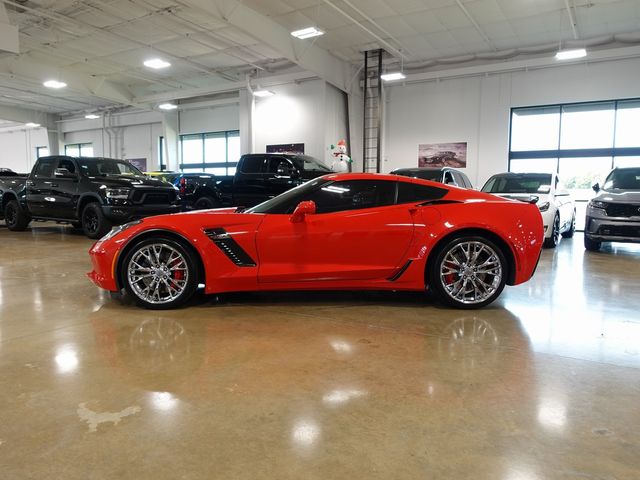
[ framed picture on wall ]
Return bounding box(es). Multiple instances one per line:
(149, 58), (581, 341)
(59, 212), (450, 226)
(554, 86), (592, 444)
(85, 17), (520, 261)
(128, 158), (147, 172)
(266, 143), (305, 154)
(418, 142), (467, 168)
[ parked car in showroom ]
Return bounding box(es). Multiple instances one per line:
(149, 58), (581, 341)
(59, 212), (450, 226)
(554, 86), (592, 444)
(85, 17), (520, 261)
(1, 156), (181, 239)
(584, 167), (640, 251)
(481, 172), (575, 248)
(390, 167), (473, 189)
(88, 173), (544, 310)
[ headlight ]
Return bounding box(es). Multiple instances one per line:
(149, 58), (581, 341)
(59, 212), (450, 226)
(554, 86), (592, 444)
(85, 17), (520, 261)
(105, 188), (131, 200)
(100, 220), (142, 241)
(589, 200), (608, 210)
(538, 201), (550, 212)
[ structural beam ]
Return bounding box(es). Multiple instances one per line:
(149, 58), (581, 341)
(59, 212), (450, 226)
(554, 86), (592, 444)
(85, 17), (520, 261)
(0, 2), (19, 54)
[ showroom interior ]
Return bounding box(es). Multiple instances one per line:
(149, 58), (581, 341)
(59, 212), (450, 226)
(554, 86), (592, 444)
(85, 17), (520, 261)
(0, 0), (639, 478)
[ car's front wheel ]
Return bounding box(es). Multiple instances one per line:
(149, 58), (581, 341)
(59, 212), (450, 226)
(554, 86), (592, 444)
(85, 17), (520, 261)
(428, 235), (507, 309)
(584, 235), (601, 252)
(121, 237), (198, 309)
(4, 199), (31, 231)
(561, 210), (576, 238)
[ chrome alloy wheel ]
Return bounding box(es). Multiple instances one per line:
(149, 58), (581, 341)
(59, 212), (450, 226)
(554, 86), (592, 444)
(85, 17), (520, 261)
(127, 243), (189, 305)
(439, 241), (503, 305)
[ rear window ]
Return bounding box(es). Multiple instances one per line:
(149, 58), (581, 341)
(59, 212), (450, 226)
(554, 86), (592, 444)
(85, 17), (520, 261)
(482, 174), (552, 194)
(397, 182), (447, 204)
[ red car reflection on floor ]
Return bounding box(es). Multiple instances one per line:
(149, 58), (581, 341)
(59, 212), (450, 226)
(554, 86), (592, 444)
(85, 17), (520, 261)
(88, 173), (543, 310)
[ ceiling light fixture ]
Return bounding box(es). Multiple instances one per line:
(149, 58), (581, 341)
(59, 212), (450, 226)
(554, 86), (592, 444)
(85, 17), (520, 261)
(85, 114), (100, 120)
(25, 122), (40, 128)
(555, 48), (587, 60)
(252, 90), (275, 98)
(144, 58), (171, 69)
(158, 103), (178, 110)
(381, 72), (406, 82)
(291, 27), (324, 39)
(43, 79), (67, 89)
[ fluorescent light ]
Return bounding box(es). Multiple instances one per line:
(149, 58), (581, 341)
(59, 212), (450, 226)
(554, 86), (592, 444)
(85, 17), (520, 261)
(85, 114), (100, 120)
(43, 79), (67, 89)
(25, 122), (40, 128)
(291, 27), (324, 39)
(144, 58), (171, 69)
(253, 90), (275, 98)
(555, 48), (587, 60)
(381, 72), (406, 82)
(158, 103), (178, 110)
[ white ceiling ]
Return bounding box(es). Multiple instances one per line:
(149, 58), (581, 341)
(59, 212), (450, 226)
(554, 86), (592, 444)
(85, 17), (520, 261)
(1, 0), (639, 115)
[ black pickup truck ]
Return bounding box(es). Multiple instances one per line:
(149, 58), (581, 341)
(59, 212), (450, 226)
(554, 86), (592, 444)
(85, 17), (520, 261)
(1, 156), (181, 239)
(153, 153), (333, 209)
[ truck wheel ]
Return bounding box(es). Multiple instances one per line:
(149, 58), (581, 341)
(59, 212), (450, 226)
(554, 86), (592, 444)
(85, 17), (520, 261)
(121, 237), (198, 309)
(194, 196), (220, 210)
(4, 200), (31, 231)
(82, 202), (112, 239)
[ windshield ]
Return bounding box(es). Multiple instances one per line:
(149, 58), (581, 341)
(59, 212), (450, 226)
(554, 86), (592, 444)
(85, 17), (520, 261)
(294, 155), (332, 172)
(79, 158), (144, 177)
(603, 168), (640, 190)
(245, 177), (329, 213)
(482, 174), (552, 194)
(393, 170), (441, 181)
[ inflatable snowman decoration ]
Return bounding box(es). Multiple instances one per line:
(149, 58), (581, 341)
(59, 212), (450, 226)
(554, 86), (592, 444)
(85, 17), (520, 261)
(330, 139), (352, 172)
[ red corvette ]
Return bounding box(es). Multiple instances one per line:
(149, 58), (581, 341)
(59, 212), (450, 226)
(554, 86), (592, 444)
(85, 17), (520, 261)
(88, 173), (543, 310)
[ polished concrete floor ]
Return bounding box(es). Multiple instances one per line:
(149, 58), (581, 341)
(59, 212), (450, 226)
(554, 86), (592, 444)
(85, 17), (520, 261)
(0, 223), (639, 479)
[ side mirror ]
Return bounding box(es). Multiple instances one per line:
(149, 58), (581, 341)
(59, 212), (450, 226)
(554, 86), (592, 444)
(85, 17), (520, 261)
(592, 183), (600, 193)
(54, 168), (77, 179)
(290, 200), (316, 223)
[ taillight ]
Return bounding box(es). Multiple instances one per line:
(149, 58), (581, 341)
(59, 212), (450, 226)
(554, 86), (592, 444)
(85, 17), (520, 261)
(179, 177), (186, 194)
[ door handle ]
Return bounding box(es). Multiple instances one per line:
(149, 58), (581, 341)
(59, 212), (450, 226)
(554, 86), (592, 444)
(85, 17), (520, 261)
(26, 180), (36, 186)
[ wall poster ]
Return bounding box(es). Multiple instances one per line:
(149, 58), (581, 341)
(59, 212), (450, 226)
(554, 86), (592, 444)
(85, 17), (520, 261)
(128, 158), (148, 172)
(418, 142), (467, 168)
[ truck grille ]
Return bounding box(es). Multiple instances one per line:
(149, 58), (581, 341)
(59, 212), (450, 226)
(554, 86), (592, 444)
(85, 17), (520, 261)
(597, 225), (640, 238)
(132, 189), (177, 205)
(605, 203), (640, 218)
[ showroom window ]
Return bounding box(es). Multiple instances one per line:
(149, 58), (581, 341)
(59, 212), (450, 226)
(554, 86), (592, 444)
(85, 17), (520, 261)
(65, 143), (94, 157)
(178, 130), (240, 175)
(509, 99), (640, 230)
(36, 146), (49, 158)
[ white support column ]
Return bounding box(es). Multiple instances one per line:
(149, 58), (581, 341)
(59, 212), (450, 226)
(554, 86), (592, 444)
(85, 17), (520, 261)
(162, 111), (180, 171)
(238, 88), (254, 155)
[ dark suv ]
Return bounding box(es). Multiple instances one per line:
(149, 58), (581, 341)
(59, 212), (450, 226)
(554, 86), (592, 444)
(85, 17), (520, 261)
(585, 167), (640, 251)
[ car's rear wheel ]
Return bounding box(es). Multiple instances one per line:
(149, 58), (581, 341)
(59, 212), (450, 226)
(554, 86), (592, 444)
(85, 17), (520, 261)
(428, 235), (507, 309)
(121, 237), (198, 309)
(193, 196), (220, 210)
(561, 210), (576, 238)
(544, 214), (561, 248)
(82, 202), (112, 239)
(4, 200), (30, 231)
(584, 235), (601, 251)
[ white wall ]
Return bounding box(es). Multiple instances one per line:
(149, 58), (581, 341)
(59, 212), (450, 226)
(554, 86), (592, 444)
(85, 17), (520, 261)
(0, 127), (48, 173)
(180, 104), (239, 135)
(384, 57), (640, 187)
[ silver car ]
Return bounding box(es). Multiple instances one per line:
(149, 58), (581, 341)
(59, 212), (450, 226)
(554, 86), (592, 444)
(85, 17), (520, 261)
(585, 167), (640, 251)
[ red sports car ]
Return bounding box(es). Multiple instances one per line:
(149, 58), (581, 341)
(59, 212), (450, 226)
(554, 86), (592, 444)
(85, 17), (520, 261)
(88, 173), (543, 310)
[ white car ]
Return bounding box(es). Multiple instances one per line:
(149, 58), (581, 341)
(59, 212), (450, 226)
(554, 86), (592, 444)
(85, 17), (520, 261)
(481, 172), (576, 248)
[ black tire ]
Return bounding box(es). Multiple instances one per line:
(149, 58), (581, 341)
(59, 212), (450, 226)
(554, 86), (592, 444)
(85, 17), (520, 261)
(81, 202), (112, 239)
(543, 214), (561, 248)
(561, 210), (576, 238)
(428, 235), (507, 309)
(584, 235), (601, 252)
(4, 199), (31, 231)
(193, 196), (220, 210)
(121, 237), (198, 310)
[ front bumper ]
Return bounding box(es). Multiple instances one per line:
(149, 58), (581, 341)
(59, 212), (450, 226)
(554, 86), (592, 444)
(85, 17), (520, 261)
(87, 239), (121, 292)
(102, 204), (182, 223)
(585, 212), (640, 243)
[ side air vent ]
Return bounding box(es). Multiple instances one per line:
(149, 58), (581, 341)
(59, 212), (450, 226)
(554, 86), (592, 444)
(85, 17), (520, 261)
(204, 228), (257, 267)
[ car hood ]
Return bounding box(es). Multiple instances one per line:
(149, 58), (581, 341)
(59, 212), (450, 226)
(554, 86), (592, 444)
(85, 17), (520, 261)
(595, 190), (640, 203)
(493, 193), (549, 205)
(88, 175), (173, 189)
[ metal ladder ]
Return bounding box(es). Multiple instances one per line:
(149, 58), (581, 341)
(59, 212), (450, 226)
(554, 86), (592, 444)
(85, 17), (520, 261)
(362, 49), (383, 173)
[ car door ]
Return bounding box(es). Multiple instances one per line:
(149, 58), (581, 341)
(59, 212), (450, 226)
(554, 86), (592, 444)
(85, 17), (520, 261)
(264, 157), (300, 197)
(256, 179), (415, 283)
(232, 155), (268, 207)
(49, 157), (80, 219)
(26, 157), (57, 217)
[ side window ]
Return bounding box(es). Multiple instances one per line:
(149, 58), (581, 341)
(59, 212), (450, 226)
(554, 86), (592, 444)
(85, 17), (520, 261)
(452, 171), (465, 187)
(443, 171), (456, 185)
(33, 158), (56, 178)
(267, 157), (294, 176)
(296, 180), (397, 214)
(57, 158), (76, 174)
(240, 156), (265, 173)
(397, 183), (448, 204)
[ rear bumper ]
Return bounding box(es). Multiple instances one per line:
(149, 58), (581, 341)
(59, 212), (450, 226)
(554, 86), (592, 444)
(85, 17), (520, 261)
(585, 214), (640, 243)
(102, 204), (182, 223)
